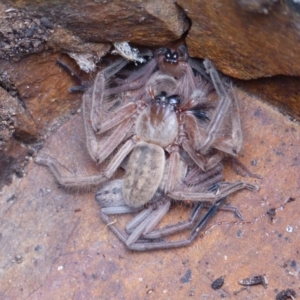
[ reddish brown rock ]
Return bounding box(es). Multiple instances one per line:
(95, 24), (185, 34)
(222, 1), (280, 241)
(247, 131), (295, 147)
(1, 0), (189, 61)
(49, 28), (111, 72)
(0, 53), (84, 137)
(179, 0), (300, 79)
(236, 0), (278, 14)
(0, 82), (38, 142)
(0, 138), (29, 189)
(0, 53), (86, 189)
(237, 76), (300, 121)
(0, 88), (20, 146)
(0, 3), (53, 61)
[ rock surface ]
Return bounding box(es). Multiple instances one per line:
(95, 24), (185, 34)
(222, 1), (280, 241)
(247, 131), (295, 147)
(1, 0), (189, 61)
(0, 53), (83, 139)
(237, 75), (300, 121)
(179, 0), (300, 79)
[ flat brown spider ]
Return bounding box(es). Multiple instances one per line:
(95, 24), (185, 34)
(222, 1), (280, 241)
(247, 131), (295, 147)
(36, 51), (259, 251)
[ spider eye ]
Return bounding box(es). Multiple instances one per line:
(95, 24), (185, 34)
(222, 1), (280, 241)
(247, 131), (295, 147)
(154, 91), (167, 102)
(165, 50), (172, 59)
(168, 95), (181, 106)
(164, 49), (178, 64)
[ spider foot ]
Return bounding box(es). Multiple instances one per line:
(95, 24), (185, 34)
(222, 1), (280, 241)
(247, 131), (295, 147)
(246, 183), (260, 192)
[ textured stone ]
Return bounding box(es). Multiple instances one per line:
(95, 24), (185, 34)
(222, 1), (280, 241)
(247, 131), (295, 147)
(0, 83), (38, 143)
(236, 0), (278, 14)
(237, 76), (300, 121)
(0, 138), (29, 190)
(179, 0), (300, 79)
(0, 53), (83, 136)
(1, 0), (189, 61)
(0, 3), (53, 61)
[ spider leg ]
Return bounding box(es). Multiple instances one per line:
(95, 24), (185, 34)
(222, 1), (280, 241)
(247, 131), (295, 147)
(88, 71), (141, 134)
(86, 69), (147, 142)
(35, 155), (106, 188)
(184, 164), (224, 188)
(188, 57), (211, 81)
(212, 87), (243, 156)
(228, 156), (262, 179)
(189, 197), (226, 239)
(128, 238), (192, 251)
(84, 113), (134, 164)
(126, 197), (238, 251)
(216, 203), (243, 220)
(99, 202), (213, 250)
(175, 62), (199, 100)
(97, 175), (246, 250)
(83, 87), (136, 164)
(99, 200), (172, 247)
(143, 166), (239, 240)
(99, 210), (128, 244)
(169, 180), (259, 202)
(205, 151), (225, 170)
(203, 59), (229, 100)
(116, 201), (171, 246)
(183, 114), (228, 170)
(228, 87), (243, 154)
(36, 136), (136, 189)
(102, 206), (141, 214)
(102, 57), (130, 79)
(56, 58), (129, 93)
(125, 207), (154, 233)
(103, 139), (136, 178)
(164, 151), (188, 193)
(178, 44), (207, 83)
(56, 59), (90, 92)
(89, 71), (106, 132)
(143, 201), (171, 235)
(143, 202), (204, 239)
(106, 58), (157, 95)
(198, 59), (233, 154)
(182, 140), (206, 171)
(96, 180), (173, 246)
(127, 199), (226, 251)
(123, 56), (157, 83)
(97, 103), (138, 134)
(184, 114), (208, 148)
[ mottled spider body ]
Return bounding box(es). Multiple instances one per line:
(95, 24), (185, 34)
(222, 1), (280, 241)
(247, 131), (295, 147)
(36, 46), (259, 251)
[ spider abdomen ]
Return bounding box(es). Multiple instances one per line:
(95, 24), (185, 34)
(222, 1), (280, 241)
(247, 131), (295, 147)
(123, 142), (165, 208)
